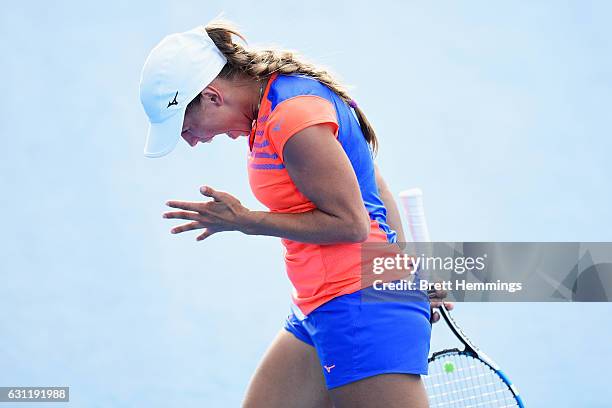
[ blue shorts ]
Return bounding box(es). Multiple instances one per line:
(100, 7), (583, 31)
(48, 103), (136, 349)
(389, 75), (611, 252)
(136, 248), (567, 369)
(284, 286), (431, 389)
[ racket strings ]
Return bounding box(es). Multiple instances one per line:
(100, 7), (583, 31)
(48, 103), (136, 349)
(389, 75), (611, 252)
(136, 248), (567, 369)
(424, 353), (519, 407)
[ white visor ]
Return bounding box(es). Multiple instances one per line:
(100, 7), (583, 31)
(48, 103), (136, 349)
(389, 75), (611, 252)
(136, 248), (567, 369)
(143, 108), (186, 158)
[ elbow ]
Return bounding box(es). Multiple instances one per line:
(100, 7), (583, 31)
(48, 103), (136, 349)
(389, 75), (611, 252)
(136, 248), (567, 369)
(346, 214), (371, 243)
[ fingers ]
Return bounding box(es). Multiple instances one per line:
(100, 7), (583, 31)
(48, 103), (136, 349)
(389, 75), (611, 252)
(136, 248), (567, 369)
(430, 301), (444, 312)
(430, 301), (455, 324)
(196, 228), (217, 241)
(164, 191), (220, 241)
(431, 310), (440, 323)
(200, 185), (225, 202)
(164, 187), (237, 241)
(428, 288), (448, 301)
(166, 200), (205, 212)
(430, 299), (453, 307)
(433, 301), (453, 310)
(170, 221), (204, 234)
(163, 210), (208, 223)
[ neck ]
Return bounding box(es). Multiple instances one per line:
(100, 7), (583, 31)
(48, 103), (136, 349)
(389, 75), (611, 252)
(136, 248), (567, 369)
(248, 78), (267, 121)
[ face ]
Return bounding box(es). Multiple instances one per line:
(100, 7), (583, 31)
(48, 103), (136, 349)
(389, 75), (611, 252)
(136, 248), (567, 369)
(180, 86), (253, 147)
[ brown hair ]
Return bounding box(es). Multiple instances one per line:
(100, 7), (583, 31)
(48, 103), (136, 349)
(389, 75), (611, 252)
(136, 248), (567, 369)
(204, 19), (379, 155)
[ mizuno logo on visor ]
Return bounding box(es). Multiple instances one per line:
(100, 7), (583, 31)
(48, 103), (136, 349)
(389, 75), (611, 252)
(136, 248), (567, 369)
(167, 91), (179, 108)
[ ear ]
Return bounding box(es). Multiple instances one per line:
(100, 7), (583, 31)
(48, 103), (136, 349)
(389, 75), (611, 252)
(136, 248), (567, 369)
(201, 85), (224, 107)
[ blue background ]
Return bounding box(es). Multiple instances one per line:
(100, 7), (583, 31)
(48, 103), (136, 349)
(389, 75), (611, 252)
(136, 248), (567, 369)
(1, 1), (611, 406)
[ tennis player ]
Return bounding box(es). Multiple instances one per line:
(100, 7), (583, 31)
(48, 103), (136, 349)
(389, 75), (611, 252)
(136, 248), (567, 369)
(139, 20), (450, 408)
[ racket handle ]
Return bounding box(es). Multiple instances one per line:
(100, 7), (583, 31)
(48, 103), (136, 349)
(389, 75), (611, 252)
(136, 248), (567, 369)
(398, 188), (431, 242)
(399, 187), (439, 302)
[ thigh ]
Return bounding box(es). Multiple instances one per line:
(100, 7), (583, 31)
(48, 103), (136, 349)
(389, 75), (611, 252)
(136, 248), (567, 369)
(242, 330), (333, 408)
(329, 373), (429, 408)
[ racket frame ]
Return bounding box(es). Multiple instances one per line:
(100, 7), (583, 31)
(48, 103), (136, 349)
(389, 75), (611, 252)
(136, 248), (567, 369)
(430, 305), (525, 407)
(398, 188), (525, 407)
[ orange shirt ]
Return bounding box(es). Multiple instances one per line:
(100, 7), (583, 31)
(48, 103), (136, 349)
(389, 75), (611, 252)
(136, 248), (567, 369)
(247, 73), (397, 316)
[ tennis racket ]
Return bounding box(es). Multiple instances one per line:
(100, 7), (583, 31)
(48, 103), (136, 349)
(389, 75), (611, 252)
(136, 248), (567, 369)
(398, 188), (525, 408)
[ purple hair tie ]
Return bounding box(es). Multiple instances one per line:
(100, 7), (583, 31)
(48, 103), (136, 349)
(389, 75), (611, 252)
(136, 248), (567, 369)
(348, 99), (358, 109)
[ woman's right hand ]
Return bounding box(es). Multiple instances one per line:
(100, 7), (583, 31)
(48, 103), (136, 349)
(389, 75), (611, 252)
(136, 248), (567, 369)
(428, 287), (454, 323)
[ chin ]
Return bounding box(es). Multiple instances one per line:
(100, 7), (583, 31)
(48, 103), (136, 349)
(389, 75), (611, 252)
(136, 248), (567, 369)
(228, 131), (247, 139)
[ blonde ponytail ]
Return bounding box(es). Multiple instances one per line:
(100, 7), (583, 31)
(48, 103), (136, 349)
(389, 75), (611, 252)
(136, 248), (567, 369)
(204, 20), (379, 155)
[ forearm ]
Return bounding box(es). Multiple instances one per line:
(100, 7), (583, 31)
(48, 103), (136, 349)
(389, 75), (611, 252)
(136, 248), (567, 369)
(241, 208), (369, 244)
